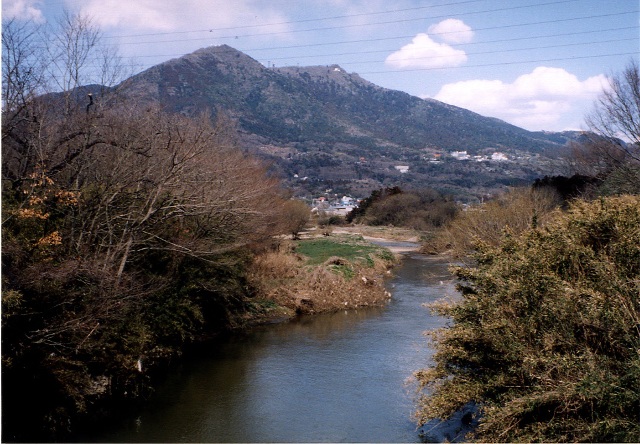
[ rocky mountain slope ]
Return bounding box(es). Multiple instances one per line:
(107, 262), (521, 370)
(115, 45), (578, 200)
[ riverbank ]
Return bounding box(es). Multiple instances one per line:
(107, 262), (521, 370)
(3, 226), (424, 441)
(78, 248), (454, 443)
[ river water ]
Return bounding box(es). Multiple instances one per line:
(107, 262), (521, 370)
(90, 244), (456, 442)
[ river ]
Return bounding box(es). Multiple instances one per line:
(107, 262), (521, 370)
(88, 243), (456, 442)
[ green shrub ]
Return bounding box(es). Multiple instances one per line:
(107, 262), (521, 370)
(416, 195), (640, 442)
(347, 187), (458, 230)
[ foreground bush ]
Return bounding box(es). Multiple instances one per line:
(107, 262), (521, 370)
(415, 196), (640, 442)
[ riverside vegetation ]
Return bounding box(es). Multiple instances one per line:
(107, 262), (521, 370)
(248, 235), (397, 319)
(354, 170), (640, 442)
(412, 61), (640, 443)
(416, 195), (640, 442)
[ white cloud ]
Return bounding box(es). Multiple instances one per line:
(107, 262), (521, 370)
(428, 19), (473, 44)
(432, 67), (608, 131)
(385, 18), (472, 69)
(385, 33), (467, 69)
(2, 0), (45, 23)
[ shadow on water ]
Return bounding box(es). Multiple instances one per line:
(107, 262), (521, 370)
(84, 252), (459, 443)
(419, 402), (480, 443)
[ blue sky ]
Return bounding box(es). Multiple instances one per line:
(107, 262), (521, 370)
(4, 0), (638, 132)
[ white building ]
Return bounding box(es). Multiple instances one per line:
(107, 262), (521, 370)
(451, 151), (470, 160)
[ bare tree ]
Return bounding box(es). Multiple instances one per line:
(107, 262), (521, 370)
(2, 12), (131, 195)
(44, 12), (99, 113)
(1, 19), (46, 113)
(281, 199), (311, 239)
(3, 11), (129, 117)
(563, 61), (640, 196)
(586, 60), (640, 160)
(562, 137), (628, 181)
(59, 107), (284, 279)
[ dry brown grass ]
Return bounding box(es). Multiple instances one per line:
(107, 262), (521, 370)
(248, 244), (393, 316)
(332, 225), (422, 241)
(427, 187), (561, 256)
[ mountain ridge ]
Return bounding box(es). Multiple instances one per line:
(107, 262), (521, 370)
(114, 45), (578, 199)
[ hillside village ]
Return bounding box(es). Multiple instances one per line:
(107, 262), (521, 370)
(308, 150), (518, 215)
(291, 143), (558, 206)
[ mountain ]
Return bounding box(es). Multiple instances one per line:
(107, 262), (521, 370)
(116, 45), (577, 200)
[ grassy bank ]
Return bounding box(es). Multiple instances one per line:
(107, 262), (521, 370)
(247, 234), (397, 321)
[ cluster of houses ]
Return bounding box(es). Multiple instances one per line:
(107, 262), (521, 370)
(450, 151), (510, 162)
(391, 150), (510, 175)
(311, 195), (358, 217)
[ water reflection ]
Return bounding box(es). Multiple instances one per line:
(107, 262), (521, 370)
(90, 253), (455, 443)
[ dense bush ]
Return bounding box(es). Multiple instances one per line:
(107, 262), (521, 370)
(347, 187), (457, 230)
(415, 195), (640, 442)
(1, 102), (287, 440)
(345, 186), (402, 223)
(532, 174), (601, 202)
(432, 187), (561, 256)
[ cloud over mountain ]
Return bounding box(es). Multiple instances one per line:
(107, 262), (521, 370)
(385, 33), (467, 69)
(433, 67), (607, 130)
(385, 19), (471, 69)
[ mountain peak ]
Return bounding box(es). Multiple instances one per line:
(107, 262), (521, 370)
(116, 45), (573, 199)
(181, 44), (264, 70)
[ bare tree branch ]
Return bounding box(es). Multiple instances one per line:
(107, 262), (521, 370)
(586, 60), (640, 161)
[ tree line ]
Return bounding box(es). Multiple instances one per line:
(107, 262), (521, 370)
(346, 186), (458, 230)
